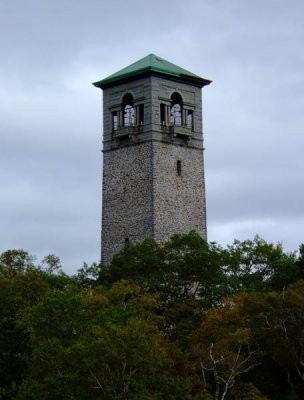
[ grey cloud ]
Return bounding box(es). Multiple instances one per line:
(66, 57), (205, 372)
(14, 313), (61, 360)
(1, 0), (303, 273)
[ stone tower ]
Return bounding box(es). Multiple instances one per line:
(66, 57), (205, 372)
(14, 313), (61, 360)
(93, 54), (211, 264)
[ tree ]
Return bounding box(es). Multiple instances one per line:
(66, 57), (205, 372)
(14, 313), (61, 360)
(191, 294), (260, 400)
(244, 281), (304, 398)
(23, 280), (192, 399)
(100, 232), (227, 341)
(1, 235), (303, 399)
(0, 249), (35, 277)
(223, 236), (300, 294)
(0, 251), (48, 397)
(0, 249), (77, 398)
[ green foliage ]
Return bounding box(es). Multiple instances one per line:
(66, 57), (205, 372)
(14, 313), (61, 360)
(0, 249), (35, 277)
(1, 234), (304, 399)
(100, 232), (227, 341)
(0, 266), (48, 392)
(223, 236), (300, 293)
(191, 294), (261, 400)
(242, 281), (304, 398)
(23, 280), (190, 399)
(76, 261), (100, 287)
(39, 254), (62, 274)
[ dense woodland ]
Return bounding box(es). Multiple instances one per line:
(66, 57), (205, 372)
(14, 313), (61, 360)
(1, 232), (304, 400)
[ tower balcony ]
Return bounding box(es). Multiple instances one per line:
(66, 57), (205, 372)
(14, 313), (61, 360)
(169, 125), (193, 138)
(113, 125), (143, 139)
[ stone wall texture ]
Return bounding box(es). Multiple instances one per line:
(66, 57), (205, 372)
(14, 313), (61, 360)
(152, 141), (207, 244)
(102, 142), (154, 264)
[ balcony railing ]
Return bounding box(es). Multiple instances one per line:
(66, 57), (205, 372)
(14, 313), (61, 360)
(169, 125), (192, 138)
(113, 125), (142, 139)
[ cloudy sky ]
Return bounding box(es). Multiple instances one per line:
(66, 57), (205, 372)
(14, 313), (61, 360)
(1, 0), (303, 274)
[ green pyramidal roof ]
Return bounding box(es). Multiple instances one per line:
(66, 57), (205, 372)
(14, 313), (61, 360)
(93, 54), (211, 89)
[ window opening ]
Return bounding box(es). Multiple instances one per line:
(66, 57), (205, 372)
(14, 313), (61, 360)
(124, 105), (134, 127)
(122, 93), (135, 127)
(139, 104), (144, 125)
(187, 110), (193, 130)
(170, 92), (183, 126)
(112, 111), (118, 130)
(177, 160), (182, 176)
(160, 103), (166, 125)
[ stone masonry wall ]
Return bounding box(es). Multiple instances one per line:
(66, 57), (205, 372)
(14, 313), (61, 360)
(102, 139), (207, 264)
(152, 141), (207, 243)
(102, 142), (153, 264)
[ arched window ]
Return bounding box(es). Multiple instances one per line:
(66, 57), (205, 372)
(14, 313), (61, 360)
(170, 92), (183, 126)
(122, 93), (135, 127)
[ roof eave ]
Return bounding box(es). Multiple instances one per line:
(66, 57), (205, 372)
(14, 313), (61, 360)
(92, 66), (151, 89)
(93, 70), (212, 90)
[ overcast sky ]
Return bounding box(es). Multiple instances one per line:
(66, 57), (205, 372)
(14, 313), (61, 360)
(1, 0), (303, 274)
